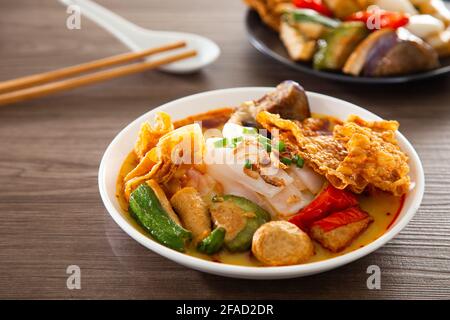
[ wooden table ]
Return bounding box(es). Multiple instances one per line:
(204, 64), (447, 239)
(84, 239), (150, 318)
(0, 0), (449, 300)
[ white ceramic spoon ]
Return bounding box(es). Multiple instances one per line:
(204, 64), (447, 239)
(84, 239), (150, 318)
(59, 0), (220, 73)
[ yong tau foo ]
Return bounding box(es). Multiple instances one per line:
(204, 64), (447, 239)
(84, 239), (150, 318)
(117, 81), (411, 267)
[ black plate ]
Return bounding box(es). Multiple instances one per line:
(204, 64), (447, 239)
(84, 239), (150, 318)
(245, 9), (450, 84)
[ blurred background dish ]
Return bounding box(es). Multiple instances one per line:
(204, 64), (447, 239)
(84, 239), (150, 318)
(245, 0), (450, 83)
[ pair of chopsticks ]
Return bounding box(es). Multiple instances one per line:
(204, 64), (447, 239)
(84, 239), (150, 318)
(0, 41), (196, 106)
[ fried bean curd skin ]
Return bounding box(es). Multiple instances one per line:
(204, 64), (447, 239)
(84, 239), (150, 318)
(256, 111), (410, 196)
(257, 111), (349, 187)
(252, 221), (314, 266)
(334, 116), (410, 196)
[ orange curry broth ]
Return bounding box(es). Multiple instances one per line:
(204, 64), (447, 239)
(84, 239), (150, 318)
(116, 108), (405, 267)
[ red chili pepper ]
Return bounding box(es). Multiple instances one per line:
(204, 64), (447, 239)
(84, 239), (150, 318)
(346, 11), (373, 23)
(292, 0), (333, 17)
(311, 206), (369, 232)
(380, 12), (410, 29)
(289, 185), (358, 231)
(346, 10), (409, 30)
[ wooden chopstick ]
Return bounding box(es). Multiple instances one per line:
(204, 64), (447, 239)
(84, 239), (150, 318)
(0, 49), (197, 107)
(0, 41), (187, 94)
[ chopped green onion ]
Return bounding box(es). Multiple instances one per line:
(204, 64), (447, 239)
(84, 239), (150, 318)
(232, 136), (243, 144)
(280, 157), (292, 166)
(213, 136), (243, 148)
(274, 140), (286, 152)
(244, 159), (252, 169)
(258, 135), (271, 152)
(243, 127), (257, 135)
(293, 154), (305, 168)
(213, 138), (228, 148)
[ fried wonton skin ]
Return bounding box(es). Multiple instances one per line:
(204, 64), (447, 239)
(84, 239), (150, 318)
(124, 123), (204, 200)
(124, 148), (158, 183)
(134, 112), (174, 160)
(256, 111), (410, 196)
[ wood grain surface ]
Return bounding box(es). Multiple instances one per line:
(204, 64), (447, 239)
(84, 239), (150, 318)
(0, 0), (449, 299)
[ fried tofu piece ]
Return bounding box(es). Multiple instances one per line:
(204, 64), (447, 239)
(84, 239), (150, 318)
(280, 21), (317, 61)
(310, 207), (373, 252)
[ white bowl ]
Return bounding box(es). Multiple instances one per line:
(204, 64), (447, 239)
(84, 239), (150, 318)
(98, 87), (425, 279)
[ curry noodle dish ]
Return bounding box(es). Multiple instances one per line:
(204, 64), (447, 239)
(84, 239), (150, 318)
(117, 81), (411, 267)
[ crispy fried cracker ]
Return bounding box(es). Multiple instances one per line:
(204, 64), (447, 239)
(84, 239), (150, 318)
(134, 112), (174, 160)
(124, 123), (204, 200)
(256, 111), (410, 196)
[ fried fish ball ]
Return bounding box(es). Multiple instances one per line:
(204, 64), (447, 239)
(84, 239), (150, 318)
(252, 221), (314, 266)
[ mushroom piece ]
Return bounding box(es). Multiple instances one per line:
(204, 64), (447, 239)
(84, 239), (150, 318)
(228, 81), (311, 126)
